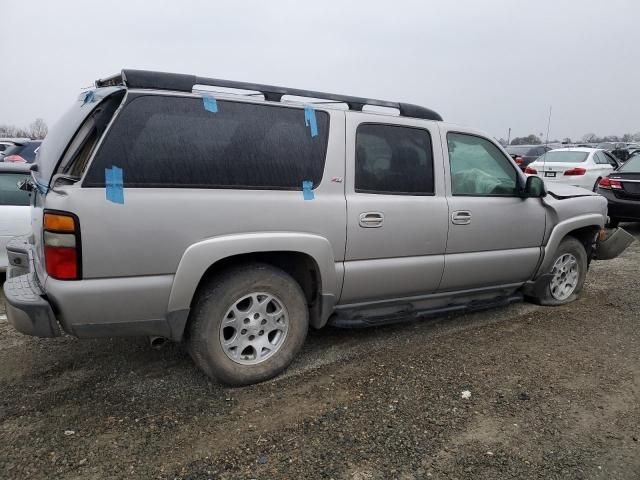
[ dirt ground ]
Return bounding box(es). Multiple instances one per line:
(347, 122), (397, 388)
(1, 225), (639, 480)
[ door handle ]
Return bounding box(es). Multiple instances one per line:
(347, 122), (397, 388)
(451, 210), (472, 225)
(359, 212), (384, 228)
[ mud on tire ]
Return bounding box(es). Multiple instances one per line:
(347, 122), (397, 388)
(187, 263), (309, 386)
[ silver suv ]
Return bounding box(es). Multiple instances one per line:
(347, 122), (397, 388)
(3, 69), (633, 385)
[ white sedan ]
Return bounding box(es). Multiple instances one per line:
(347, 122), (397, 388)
(0, 163), (32, 272)
(524, 148), (619, 191)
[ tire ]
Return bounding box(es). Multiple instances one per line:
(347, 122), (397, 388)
(607, 218), (620, 228)
(187, 263), (309, 386)
(530, 237), (588, 306)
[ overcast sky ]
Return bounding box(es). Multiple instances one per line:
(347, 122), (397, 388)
(1, 0), (638, 141)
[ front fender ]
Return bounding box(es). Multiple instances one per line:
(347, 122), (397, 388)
(167, 232), (341, 312)
(535, 214), (604, 278)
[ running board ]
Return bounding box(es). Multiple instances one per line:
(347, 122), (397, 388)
(329, 293), (523, 329)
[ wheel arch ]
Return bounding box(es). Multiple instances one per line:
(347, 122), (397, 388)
(536, 214), (603, 278)
(167, 233), (341, 336)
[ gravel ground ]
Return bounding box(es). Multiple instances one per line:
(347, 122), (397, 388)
(1, 225), (639, 480)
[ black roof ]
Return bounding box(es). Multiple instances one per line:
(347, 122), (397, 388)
(95, 69), (443, 121)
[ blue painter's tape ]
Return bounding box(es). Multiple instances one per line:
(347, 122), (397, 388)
(105, 166), (124, 204)
(83, 90), (95, 105)
(302, 180), (314, 200)
(33, 178), (49, 196)
(203, 96), (218, 113)
(304, 105), (318, 138)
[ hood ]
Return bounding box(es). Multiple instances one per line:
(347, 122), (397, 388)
(545, 183), (598, 199)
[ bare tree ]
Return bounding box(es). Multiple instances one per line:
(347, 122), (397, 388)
(28, 118), (48, 139)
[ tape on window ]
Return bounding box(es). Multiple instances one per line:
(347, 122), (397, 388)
(304, 105), (318, 138)
(302, 180), (314, 200)
(105, 166), (124, 204)
(203, 96), (218, 113)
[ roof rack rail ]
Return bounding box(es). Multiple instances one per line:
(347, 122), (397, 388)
(95, 69), (443, 121)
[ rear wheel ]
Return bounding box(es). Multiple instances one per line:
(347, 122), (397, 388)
(530, 237), (588, 306)
(188, 263), (309, 386)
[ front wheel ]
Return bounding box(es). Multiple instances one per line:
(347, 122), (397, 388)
(187, 263), (309, 386)
(530, 237), (588, 306)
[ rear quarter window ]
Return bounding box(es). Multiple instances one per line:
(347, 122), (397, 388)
(0, 173), (30, 206)
(84, 95), (330, 189)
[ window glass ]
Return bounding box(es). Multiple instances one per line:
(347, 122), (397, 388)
(619, 155), (640, 172)
(505, 146), (532, 155)
(447, 133), (518, 196)
(0, 173), (30, 206)
(84, 96), (329, 189)
(537, 151), (588, 163)
(355, 124), (434, 195)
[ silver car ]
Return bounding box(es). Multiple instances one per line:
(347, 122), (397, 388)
(3, 69), (632, 385)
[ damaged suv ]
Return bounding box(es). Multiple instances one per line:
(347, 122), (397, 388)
(3, 69), (633, 385)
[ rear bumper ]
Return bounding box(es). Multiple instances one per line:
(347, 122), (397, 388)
(3, 272), (61, 337)
(598, 189), (640, 221)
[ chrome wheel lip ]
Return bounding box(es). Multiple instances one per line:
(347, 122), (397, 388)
(550, 253), (579, 301)
(219, 292), (289, 365)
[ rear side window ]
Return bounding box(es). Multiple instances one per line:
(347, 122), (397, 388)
(0, 173), (30, 206)
(84, 96), (329, 189)
(355, 124), (434, 195)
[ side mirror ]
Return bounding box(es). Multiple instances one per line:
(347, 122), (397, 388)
(523, 175), (546, 198)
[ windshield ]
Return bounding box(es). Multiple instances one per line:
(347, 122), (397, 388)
(537, 151), (589, 163)
(618, 155), (640, 173)
(0, 173), (31, 206)
(506, 146), (534, 155)
(597, 143), (615, 150)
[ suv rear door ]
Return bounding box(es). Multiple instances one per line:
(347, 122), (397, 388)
(340, 114), (448, 304)
(439, 129), (546, 291)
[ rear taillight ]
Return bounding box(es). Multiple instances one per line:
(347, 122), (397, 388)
(524, 166), (538, 174)
(43, 212), (81, 280)
(564, 167), (586, 176)
(515, 156), (524, 165)
(3, 154), (26, 163)
(598, 177), (622, 189)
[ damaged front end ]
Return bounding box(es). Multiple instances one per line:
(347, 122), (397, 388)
(593, 227), (635, 260)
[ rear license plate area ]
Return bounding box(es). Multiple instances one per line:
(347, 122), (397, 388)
(544, 172), (556, 178)
(623, 182), (640, 195)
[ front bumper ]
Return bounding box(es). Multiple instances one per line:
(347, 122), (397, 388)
(594, 227), (635, 260)
(3, 272), (61, 337)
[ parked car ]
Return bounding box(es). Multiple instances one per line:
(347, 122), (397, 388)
(3, 69), (632, 385)
(627, 145), (640, 157)
(505, 145), (551, 171)
(2, 140), (42, 163)
(596, 142), (630, 162)
(596, 153), (640, 227)
(525, 148), (619, 190)
(0, 163), (32, 272)
(0, 138), (31, 159)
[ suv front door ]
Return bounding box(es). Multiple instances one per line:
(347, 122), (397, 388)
(340, 115), (448, 304)
(439, 130), (546, 291)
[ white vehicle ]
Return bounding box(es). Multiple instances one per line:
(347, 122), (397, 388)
(0, 164), (32, 272)
(525, 148), (619, 191)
